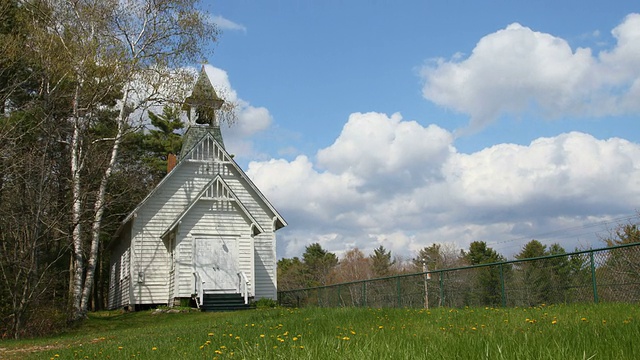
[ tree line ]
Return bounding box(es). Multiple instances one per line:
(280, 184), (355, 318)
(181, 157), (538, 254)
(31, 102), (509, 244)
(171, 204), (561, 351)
(279, 223), (640, 307)
(0, 0), (216, 339)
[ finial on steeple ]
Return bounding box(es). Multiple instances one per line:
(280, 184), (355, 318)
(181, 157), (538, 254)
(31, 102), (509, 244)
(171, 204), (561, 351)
(182, 66), (224, 126)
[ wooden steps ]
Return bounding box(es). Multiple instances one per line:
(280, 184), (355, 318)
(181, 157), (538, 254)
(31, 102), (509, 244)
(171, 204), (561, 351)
(200, 293), (251, 312)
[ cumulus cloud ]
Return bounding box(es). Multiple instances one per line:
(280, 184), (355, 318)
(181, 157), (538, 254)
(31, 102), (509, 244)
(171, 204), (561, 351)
(203, 65), (272, 158)
(247, 112), (640, 259)
(421, 13), (640, 131)
(317, 112), (454, 193)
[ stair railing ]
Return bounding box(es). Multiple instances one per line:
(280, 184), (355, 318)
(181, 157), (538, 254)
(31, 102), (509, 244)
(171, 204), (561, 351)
(193, 272), (203, 308)
(237, 272), (249, 304)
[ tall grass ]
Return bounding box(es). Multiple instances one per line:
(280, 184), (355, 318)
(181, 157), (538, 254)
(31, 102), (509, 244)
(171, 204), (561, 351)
(1, 303), (638, 359)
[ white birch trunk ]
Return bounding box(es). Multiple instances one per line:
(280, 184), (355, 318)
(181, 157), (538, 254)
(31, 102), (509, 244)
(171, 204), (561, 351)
(79, 88), (130, 314)
(70, 84), (85, 319)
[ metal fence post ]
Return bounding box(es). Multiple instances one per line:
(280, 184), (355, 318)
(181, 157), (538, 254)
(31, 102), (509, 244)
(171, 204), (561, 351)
(500, 264), (506, 307)
(337, 285), (341, 307)
(590, 251), (599, 304)
(396, 277), (401, 308)
(439, 272), (444, 307)
(362, 281), (367, 307)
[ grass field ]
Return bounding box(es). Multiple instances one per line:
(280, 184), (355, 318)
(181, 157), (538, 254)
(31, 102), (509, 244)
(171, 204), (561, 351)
(1, 303), (638, 359)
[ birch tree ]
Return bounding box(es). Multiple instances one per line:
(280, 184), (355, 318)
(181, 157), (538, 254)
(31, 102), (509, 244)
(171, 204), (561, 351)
(32, 0), (217, 320)
(79, 0), (217, 319)
(1, 0), (217, 322)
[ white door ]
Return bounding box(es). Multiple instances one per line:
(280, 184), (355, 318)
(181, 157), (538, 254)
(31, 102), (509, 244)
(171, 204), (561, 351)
(195, 237), (238, 292)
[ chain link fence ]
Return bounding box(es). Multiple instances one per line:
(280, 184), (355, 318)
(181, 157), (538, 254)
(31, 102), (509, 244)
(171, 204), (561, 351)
(278, 243), (640, 308)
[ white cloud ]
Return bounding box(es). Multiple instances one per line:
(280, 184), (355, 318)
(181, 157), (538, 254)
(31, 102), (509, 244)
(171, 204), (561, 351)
(421, 13), (640, 131)
(210, 15), (247, 33)
(445, 132), (640, 211)
(247, 112), (640, 260)
(317, 112), (454, 193)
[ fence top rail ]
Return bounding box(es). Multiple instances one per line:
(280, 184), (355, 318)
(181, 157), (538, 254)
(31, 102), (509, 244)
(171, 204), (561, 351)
(277, 242), (640, 295)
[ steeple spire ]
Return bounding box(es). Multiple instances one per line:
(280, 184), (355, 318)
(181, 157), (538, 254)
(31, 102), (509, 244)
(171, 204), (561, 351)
(182, 66), (224, 126)
(180, 66), (225, 158)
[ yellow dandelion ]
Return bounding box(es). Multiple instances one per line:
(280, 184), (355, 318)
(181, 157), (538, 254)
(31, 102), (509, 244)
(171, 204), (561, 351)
(260, 334), (265, 338)
(118, 347), (123, 350)
(199, 345), (204, 350)
(378, 325), (383, 329)
(235, 336), (240, 340)
(215, 350), (222, 354)
(552, 320), (557, 325)
(471, 327), (477, 331)
(350, 330), (356, 335)
(208, 332), (214, 336)
(342, 336), (350, 340)
(273, 346), (278, 349)
(300, 346), (305, 349)
(602, 319), (607, 324)
(581, 317), (587, 322)
(220, 346), (226, 349)
(151, 347), (157, 351)
(293, 337), (298, 341)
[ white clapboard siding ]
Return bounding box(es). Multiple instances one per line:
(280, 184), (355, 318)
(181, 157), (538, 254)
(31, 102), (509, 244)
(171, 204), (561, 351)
(222, 169), (278, 299)
(173, 199), (256, 298)
(109, 128), (285, 309)
(108, 223), (132, 309)
(130, 160), (211, 304)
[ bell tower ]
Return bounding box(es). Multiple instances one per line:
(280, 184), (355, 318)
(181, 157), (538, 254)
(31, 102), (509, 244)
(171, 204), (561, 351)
(180, 66), (226, 158)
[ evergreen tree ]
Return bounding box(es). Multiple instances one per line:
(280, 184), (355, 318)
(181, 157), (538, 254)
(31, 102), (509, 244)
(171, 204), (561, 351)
(127, 106), (184, 185)
(515, 240), (549, 306)
(302, 243), (338, 287)
(462, 241), (506, 306)
(370, 246), (395, 277)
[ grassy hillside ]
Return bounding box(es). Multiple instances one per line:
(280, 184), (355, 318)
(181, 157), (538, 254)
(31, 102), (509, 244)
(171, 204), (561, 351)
(1, 303), (639, 359)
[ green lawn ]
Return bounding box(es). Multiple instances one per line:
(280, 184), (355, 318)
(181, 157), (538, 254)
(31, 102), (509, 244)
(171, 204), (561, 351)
(1, 303), (638, 359)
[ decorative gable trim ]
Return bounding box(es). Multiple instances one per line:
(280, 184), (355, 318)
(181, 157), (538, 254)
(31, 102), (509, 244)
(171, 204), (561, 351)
(184, 133), (232, 163)
(184, 131), (287, 230)
(112, 128), (286, 244)
(161, 175), (264, 239)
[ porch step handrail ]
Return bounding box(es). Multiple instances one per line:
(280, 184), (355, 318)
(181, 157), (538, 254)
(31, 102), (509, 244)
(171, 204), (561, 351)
(193, 272), (204, 308)
(238, 272), (250, 304)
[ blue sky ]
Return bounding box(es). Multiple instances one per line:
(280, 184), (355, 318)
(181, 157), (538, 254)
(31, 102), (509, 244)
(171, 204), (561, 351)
(200, 1), (640, 260)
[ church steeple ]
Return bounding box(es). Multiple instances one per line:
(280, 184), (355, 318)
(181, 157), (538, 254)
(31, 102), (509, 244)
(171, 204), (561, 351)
(180, 66), (225, 158)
